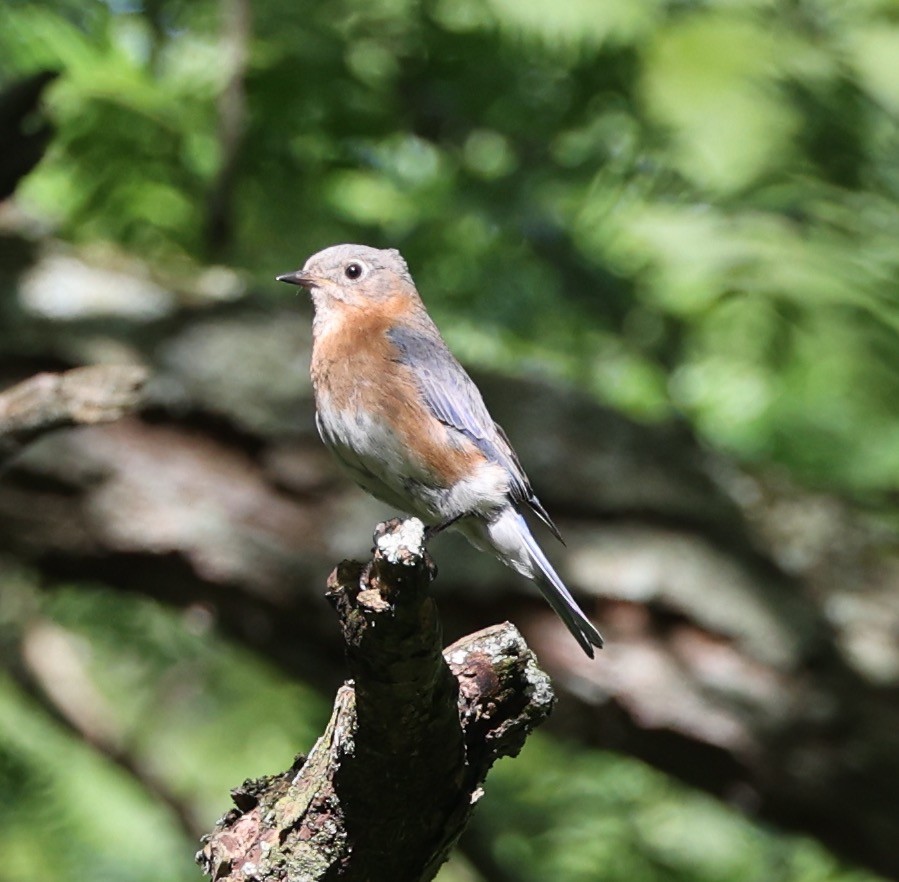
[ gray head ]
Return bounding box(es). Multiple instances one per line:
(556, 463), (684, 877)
(276, 244), (415, 308)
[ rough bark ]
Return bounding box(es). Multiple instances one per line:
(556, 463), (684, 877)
(0, 364), (148, 463)
(196, 518), (554, 882)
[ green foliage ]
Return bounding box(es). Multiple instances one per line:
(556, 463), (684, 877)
(476, 735), (880, 882)
(0, 577), (328, 882)
(0, 678), (197, 882)
(5, 0), (899, 496)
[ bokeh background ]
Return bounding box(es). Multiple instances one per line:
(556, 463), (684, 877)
(2, 0), (899, 880)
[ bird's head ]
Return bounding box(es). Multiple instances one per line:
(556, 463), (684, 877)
(277, 244), (415, 313)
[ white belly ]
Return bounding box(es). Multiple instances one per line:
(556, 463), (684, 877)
(315, 402), (509, 522)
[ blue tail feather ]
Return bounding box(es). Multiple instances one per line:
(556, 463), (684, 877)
(515, 512), (604, 657)
(459, 508), (603, 657)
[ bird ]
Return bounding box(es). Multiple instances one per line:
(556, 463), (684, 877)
(277, 244), (603, 657)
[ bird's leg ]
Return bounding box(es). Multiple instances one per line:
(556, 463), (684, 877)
(423, 513), (465, 542)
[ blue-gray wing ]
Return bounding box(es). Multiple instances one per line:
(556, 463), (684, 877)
(387, 323), (563, 542)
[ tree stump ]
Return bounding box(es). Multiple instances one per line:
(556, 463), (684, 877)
(197, 517), (555, 882)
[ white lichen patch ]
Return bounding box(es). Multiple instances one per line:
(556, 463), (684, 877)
(447, 649), (468, 666)
(376, 518), (425, 564)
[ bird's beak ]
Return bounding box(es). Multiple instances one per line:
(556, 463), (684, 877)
(276, 270), (317, 288)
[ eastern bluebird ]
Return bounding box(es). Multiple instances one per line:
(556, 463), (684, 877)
(277, 244), (603, 657)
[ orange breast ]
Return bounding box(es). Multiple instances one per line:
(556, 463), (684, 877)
(311, 297), (484, 488)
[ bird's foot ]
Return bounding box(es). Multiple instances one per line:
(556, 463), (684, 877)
(423, 513), (464, 542)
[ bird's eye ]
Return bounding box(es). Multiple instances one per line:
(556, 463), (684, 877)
(345, 262), (363, 280)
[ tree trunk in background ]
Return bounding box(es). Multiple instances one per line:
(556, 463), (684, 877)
(2, 233), (899, 879)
